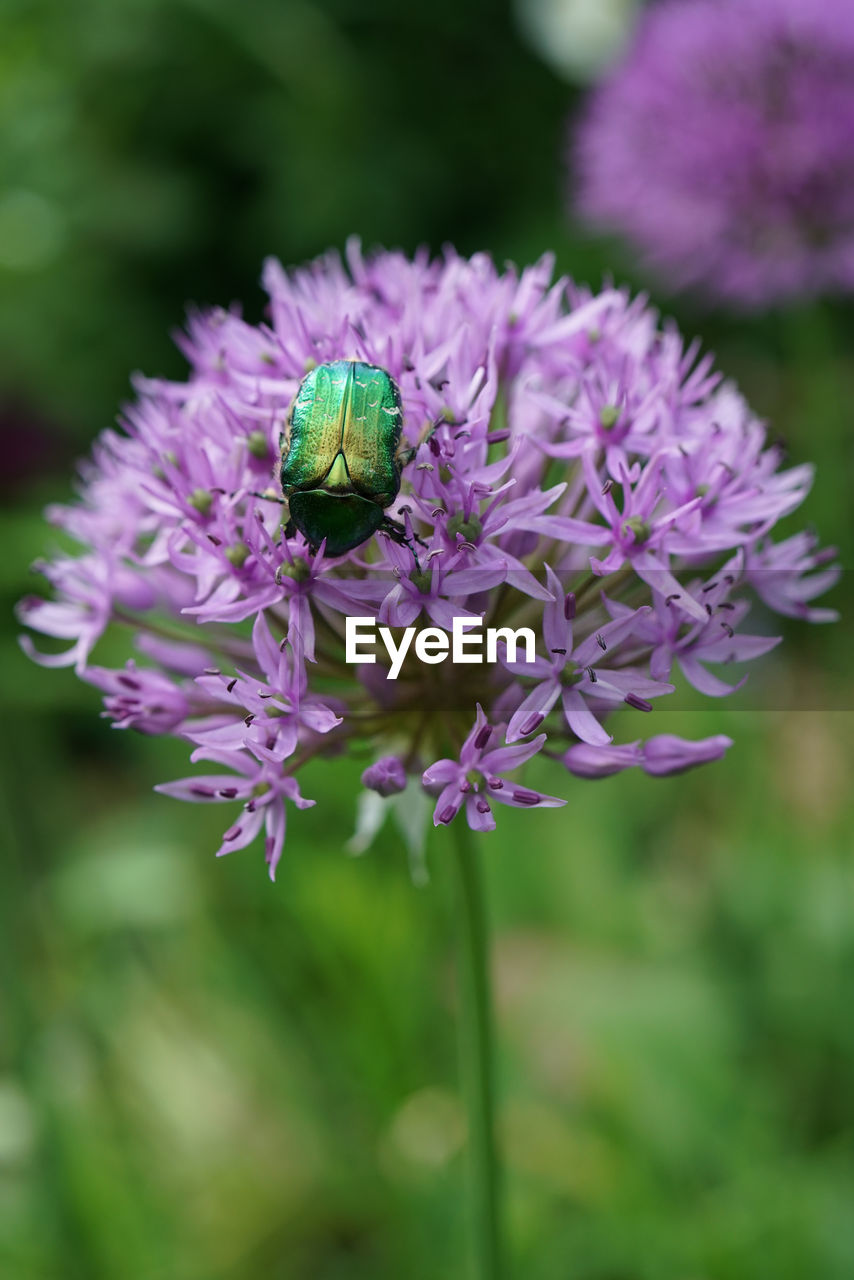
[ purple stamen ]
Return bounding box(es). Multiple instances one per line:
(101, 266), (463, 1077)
(519, 713), (544, 735)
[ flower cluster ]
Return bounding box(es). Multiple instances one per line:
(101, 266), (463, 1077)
(20, 243), (836, 876)
(572, 0), (854, 308)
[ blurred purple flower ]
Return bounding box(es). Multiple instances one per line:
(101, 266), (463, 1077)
(573, 0), (854, 308)
(18, 242), (836, 875)
(85, 661), (193, 734)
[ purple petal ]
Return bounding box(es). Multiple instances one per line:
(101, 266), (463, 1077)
(155, 774), (254, 802)
(422, 758), (462, 791)
(432, 782), (466, 827)
(678, 655), (748, 697)
(573, 606), (651, 665)
(505, 680), (562, 743)
(564, 741), (642, 778)
(481, 732), (548, 774)
(265, 801), (287, 880)
(489, 785), (565, 810)
(466, 793), (496, 832)
(562, 688), (612, 746)
(215, 806), (265, 856)
(641, 735), (733, 776)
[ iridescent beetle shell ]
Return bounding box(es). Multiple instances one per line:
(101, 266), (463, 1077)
(280, 360), (405, 556)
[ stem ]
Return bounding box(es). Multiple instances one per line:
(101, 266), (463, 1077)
(450, 821), (502, 1279)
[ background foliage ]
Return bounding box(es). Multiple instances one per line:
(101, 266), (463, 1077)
(2, 1), (852, 1276)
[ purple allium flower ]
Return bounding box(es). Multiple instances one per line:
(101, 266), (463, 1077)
(423, 705), (566, 832)
(19, 241), (837, 876)
(572, 0), (854, 308)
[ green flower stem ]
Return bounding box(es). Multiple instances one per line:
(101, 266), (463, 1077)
(450, 821), (502, 1280)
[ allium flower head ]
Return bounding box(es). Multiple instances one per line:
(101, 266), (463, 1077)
(19, 241), (837, 876)
(572, 0), (854, 308)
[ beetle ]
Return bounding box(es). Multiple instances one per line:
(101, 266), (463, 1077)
(278, 359), (416, 557)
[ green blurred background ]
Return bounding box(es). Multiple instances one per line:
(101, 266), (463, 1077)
(2, 1), (853, 1277)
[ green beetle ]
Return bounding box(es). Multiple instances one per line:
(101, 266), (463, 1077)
(279, 359), (413, 557)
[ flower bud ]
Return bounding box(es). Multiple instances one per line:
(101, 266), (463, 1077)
(362, 755), (408, 797)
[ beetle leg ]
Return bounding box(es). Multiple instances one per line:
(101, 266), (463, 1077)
(247, 487), (285, 503)
(378, 516), (409, 547)
(388, 505), (429, 551)
(378, 516), (427, 573)
(396, 442), (418, 467)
